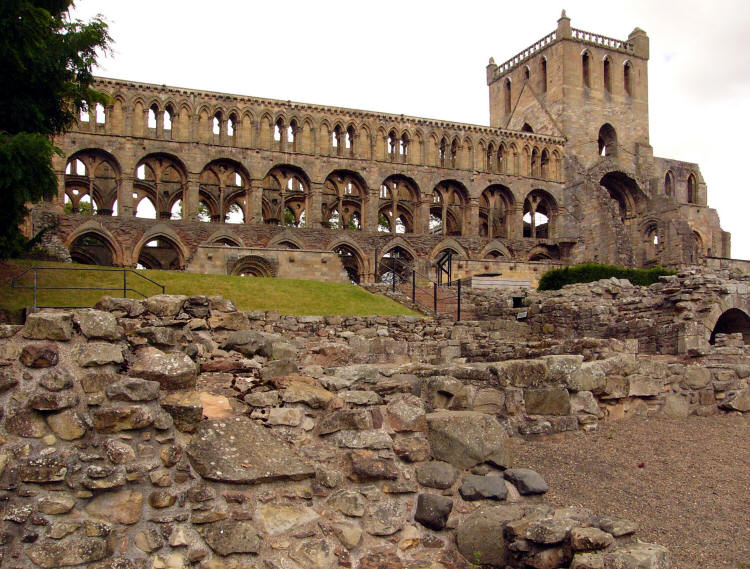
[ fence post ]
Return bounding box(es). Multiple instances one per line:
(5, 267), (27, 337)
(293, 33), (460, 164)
(33, 269), (37, 313)
(433, 282), (437, 314)
(123, 270), (127, 299)
(411, 270), (416, 303)
(457, 279), (461, 321)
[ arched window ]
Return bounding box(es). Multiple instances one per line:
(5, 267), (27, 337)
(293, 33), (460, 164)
(274, 118), (285, 150)
(79, 102), (90, 123)
(687, 173), (697, 204)
(288, 120), (298, 152)
(388, 131), (397, 160)
(598, 123), (617, 157)
(624, 61), (633, 97)
(346, 125), (355, 155)
(582, 51), (591, 88)
(523, 65), (530, 81)
(163, 106), (173, 133)
(664, 170), (674, 196)
(95, 103), (106, 125)
(332, 125), (343, 155)
(504, 79), (512, 114)
(148, 105), (158, 130)
(603, 57), (612, 93)
(450, 139), (458, 168)
(439, 137), (447, 167)
(540, 149), (550, 179)
(486, 143), (495, 172)
(400, 133), (409, 161)
(521, 123), (534, 133)
(212, 112), (222, 136)
(540, 57), (547, 93)
(523, 190), (556, 239)
(227, 114), (237, 139)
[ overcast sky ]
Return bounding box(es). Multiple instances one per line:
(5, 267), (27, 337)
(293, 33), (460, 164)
(69, 0), (750, 259)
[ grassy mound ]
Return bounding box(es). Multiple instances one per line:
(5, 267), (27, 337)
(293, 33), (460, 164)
(537, 263), (674, 291)
(0, 260), (420, 319)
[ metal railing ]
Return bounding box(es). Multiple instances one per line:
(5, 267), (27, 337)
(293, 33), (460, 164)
(375, 254), (467, 321)
(11, 267), (165, 312)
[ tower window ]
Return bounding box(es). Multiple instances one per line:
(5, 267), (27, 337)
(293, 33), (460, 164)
(603, 57), (612, 93)
(504, 79), (512, 114)
(624, 61), (633, 96)
(582, 52), (591, 88)
(540, 58), (547, 93)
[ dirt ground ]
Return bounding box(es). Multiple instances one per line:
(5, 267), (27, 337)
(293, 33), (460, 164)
(510, 414), (750, 569)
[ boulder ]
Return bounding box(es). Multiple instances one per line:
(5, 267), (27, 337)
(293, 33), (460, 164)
(504, 468), (548, 495)
(415, 460), (458, 489)
(524, 387), (571, 415)
(129, 346), (197, 390)
(186, 417), (314, 483)
(22, 311), (73, 341)
(144, 295), (187, 317)
(414, 493), (453, 531)
(458, 474), (508, 501)
(86, 490), (143, 525)
(161, 390), (203, 432)
(603, 543), (670, 569)
(19, 343), (59, 368)
(25, 537), (109, 568)
(198, 519), (261, 555)
(457, 504), (524, 566)
(73, 309), (120, 340)
(720, 387), (750, 412)
(106, 377), (160, 401)
(425, 410), (512, 469)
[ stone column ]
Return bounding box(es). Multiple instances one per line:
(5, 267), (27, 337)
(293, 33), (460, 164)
(508, 204), (524, 239)
(247, 178), (264, 224)
(117, 175), (135, 217)
(467, 198), (479, 236)
(183, 173), (201, 221)
(365, 188), (379, 232)
(307, 182), (323, 226)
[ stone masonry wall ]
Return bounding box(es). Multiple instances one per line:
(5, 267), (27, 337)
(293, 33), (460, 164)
(0, 295), (704, 568)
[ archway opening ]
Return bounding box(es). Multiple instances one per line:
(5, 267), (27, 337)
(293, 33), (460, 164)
(137, 237), (183, 270)
(334, 244), (363, 284)
(231, 255), (276, 278)
(600, 171), (643, 221)
(710, 308), (750, 345)
(597, 123), (617, 157)
(379, 247), (413, 285)
(70, 233), (115, 266)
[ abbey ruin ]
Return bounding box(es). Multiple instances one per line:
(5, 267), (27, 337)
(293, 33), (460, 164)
(35, 13), (733, 286)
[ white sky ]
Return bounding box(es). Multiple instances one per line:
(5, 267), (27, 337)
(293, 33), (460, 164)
(70, 0), (750, 259)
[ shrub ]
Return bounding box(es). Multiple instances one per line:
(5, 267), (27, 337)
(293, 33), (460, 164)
(537, 263), (674, 291)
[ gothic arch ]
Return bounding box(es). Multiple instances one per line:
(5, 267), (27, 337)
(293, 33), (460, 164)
(268, 231), (305, 250)
(65, 221), (124, 266)
(206, 229), (244, 247)
(527, 244), (561, 261)
(329, 237), (367, 284)
(132, 224), (189, 269)
(479, 240), (513, 259)
(429, 238), (468, 260)
(230, 255), (277, 278)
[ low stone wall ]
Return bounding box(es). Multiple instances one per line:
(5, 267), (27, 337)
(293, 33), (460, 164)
(466, 268), (750, 355)
(0, 296), (683, 569)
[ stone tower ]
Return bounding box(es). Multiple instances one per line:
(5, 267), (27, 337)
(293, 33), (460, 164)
(487, 11), (652, 174)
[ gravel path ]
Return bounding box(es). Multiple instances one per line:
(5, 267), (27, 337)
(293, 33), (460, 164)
(510, 415), (750, 569)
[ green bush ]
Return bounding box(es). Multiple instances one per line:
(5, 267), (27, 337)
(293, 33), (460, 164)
(537, 263), (674, 291)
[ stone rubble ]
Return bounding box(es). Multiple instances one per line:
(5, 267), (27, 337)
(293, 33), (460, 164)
(4, 283), (745, 567)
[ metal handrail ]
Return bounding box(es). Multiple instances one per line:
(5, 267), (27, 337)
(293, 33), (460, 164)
(375, 255), (465, 320)
(10, 267), (165, 312)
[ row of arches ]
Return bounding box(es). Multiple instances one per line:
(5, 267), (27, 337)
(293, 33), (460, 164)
(63, 149), (561, 240)
(67, 225), (562, 285)
(581, 50), (633, 96)
(77, 89), (564, 180)
(664, 170), (698, 204)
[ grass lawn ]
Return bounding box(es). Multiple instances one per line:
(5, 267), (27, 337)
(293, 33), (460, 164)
(0, 260), (420, 320)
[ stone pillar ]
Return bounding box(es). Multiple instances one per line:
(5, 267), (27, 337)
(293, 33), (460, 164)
(508, 204), (524, 239)
(183, 173), (200, 221)
(467, 198), (479, 236)
(365, 189), (379, 232)
(156, 110), (164, 139)
(118, 175), (135, 217)
(307, 182), (323, 226)
(248, 178), (264, 224)
(414, 195), (430, 235)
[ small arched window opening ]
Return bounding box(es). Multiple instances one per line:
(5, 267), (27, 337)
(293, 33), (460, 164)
(687, 173), (697, 204)
(710, 309), (750, 345)
(288, 121), (297, 152)
(504, 79), (512, 114)
(400, 133), (409, 159)
(664, 170), (674, 196)
(439, 137), (447, 167)
(135, 197), (157, 219)
(486, 143), (495, 172)
(582, 51), (591, 88)
(273, 120), (282, 142)
(497, 145), (506, 174)
(163, 106), (173, 132)
(531, 148), (540, 177)
(523, 65), (530, 81)
(540, 149), (550, 179)
(79, 102), (90, 123)
(212, 113), (221, 136)
(603, 57), (612, 93)
(624, 61), (633, 96)
(148, 106), (158, 130)
(346, 126), (355, 152)
(227, 114), (237, 138)
(540, 57), (548, 93)
(598, 123), (617, 157)
(332, 125), (343, 154)
(95, 103), (106, 124)
(521, 123), (534, 133)
(450, 139), (458, 168)
(388, 131), (398, 160)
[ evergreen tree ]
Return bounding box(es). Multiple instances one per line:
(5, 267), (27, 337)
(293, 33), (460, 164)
(0, 1), (110, 258)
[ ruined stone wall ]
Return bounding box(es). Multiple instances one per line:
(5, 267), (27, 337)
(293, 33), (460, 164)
(12, 293), (750, 567)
